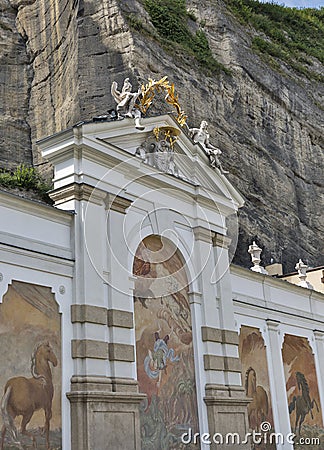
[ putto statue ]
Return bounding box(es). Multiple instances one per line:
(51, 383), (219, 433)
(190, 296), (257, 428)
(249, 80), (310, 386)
(188, 120), (228, 174)
(111, 78), (144, 130)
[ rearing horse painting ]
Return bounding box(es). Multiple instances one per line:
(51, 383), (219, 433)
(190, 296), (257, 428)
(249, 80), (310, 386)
(0, 342), (58, 450)
(289, 371), (319, 434)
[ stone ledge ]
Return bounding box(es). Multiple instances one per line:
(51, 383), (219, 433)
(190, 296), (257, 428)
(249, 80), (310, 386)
(71, 304), (107, 325)
(108, 343), (135, 362)
(71, 339), (108, 359)
(202, 327), (239, 345)
(67, 391), (146, 404)
(205, 384), (248, 399)
(70, 376), (140, 393)
(107, 309), (133, 329)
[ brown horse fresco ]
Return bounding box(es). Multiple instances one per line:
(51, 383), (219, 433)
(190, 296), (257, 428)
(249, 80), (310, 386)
(245, 367), (269, 431)
(0, 342), (57, 450)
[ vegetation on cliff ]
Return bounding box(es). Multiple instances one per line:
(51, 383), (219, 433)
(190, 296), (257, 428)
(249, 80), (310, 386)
(0, 165), (52, 203)
(227, 0), (324, 81)
(127, 0), (230, 75)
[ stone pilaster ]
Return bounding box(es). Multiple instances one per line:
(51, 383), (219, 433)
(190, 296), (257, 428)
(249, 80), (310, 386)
(67, 376), (145, 450)
(204, 384), (250, 450)
(202, 232), (250, 449)
(266, 320), (293, 450)
(66, 188), (143, 450)
(313, 330), (324, 424)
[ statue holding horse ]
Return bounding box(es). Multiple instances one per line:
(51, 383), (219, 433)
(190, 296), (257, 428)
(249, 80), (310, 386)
(0, 342), (58, 450)
(245, 367), (269, 431)
(289, 371), (319, 434)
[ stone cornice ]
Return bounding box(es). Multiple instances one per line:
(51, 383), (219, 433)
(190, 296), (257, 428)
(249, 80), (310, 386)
(231, 263), (324, 301)
(49, 182), (106, 205)
(0, 189), (73, 224)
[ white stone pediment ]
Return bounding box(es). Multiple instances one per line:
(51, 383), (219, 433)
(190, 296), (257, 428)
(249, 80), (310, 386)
(38, 114), (244, 216)
(80, 114), (244, 210)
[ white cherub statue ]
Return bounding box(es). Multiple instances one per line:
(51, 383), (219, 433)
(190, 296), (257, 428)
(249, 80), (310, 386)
(111, 78), (144, 130)
(188, 120), (228, 174)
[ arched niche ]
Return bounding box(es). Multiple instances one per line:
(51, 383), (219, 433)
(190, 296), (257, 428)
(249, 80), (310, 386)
(133, 234), (199, 448)
(0, 280), (61, 448)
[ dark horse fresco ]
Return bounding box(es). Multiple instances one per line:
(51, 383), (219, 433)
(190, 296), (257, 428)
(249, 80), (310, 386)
(0, 342), (57, 450)
(283, 334), (323, 439)
(289, 372), (319, 434)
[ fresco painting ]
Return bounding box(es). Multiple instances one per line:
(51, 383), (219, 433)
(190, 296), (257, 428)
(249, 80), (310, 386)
(239, 326), (275, 449)
(134, 235), (199, 449)
(0, 281), (61, 449)
(282, 334), (323, 445)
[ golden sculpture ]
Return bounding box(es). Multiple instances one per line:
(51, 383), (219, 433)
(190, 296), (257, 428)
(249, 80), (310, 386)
(139, 76), (187, 127)
(153, 126), (180, 148)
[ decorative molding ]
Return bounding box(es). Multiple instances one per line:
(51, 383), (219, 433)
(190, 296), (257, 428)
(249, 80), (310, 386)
(212, 232), (231, 249)
(193, 226), (213, 244)
(201, 327), (239, 345)
(203, 355), (241, 372)
(313, 330), (324, 341)
(205, 384), (249, 402)
(187, 291), (202, 305)
(59, 285), (66, 294)
(69, 375), (139, 393)
(266, 319), (281, 332)
(71, 305), (108, 325)
(107, 309), (134, 329)
(71, 339), (108, 359)
(108, 343), (135, 362)
(104, 194), (132, 214)
(49, 183), (106, 205)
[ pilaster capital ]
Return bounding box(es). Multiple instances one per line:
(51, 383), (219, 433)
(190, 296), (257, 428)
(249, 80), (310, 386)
(49, 182), (106, 205)
(188, 291), (202, 305)
(104, 193), (132, 214)
(212, 232), (231, 249)
(313, 330), (324, 341)
(193, 226), (213, 244)
(266, 319), (281, 332)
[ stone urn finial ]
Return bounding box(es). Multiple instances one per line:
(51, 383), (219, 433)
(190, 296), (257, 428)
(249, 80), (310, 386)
(248, 241), (268, 274)
(295, 259), (313, 289)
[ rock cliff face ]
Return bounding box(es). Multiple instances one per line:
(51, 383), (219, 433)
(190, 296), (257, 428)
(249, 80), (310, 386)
(0, 0), (33, 168)
(0, 0), (323, 271)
